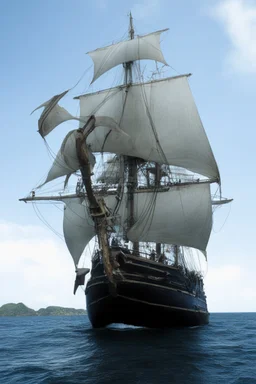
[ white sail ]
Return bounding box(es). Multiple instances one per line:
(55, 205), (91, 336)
(41, 116), (125, 186)
(88, 30), (168, 83)
(42, 130), (96, 186)
(128, 183), (212, 252)
(32, 90), (124, 139)
(63, 195), (120, 265)
(31, 90), (77, 137)
(63, 198), (95, 266)
(77, 75), (219, 180)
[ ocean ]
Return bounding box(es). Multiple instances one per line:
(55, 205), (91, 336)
(0, 313), (255, 384)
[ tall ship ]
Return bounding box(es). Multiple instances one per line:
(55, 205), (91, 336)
(20, 15), (232, 328)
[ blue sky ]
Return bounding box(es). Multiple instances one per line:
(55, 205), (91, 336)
(0, 0), (255, 311)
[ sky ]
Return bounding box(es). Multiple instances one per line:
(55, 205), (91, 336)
(0, 0), (255, 312)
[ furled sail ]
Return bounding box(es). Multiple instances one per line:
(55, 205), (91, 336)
(88, 29), (168, 83)
(77, 75), (219, 180)
(127, 183), (212, 252)
(31, 90), (77, 137)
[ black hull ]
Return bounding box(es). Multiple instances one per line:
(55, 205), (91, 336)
(85, 252), (209, 328)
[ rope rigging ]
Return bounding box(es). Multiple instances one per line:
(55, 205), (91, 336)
(24, 19), (229, 276)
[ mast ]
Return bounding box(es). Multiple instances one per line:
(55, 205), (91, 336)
(125, 13), (139, 254)
(125, 12), (134, 84)
(174, 245), (179, 267)
(155, 163), (161, 257)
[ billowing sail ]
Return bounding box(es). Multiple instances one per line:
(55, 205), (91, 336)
(63, 198), (95, 265)
(88, 29), (168, 83)
(128, 183), (212, 252)
(63, 195), (119, 265)
(95, 183), (212, 252)
(77, 75), (219, 180)
(40, 116), (125, 186)
(42, 130), (96, 186)
(31, 90), (76, 137)
(32, 89), (124, 139)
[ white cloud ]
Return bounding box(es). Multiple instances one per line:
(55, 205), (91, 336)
(0, 221), (89, 311)
(206, 264), (242, 284)
(1, 221), (255, 313)
(240, 287), (256, 300)
(205, 264), (256, 312)
(212, 0), (256, 74)
(204, 265), (241, 312)
(132, 0), (160, 20)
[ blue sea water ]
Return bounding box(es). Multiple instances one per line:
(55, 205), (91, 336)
(0, 313), (255, 384)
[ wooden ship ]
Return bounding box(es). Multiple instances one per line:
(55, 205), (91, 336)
(20, 15), (232, 328)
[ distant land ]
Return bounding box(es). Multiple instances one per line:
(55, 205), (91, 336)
(0, 303), (87, 317)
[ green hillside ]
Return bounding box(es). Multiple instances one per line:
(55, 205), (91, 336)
(0, 303), (37, 316)
(37, 306), (86, 316)
(0, 303), (86, 317)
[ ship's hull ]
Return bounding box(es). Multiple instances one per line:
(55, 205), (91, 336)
(85, 251), (209, 328)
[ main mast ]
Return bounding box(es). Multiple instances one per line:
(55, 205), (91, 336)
(125, 13), (139, 254)
(125, 12), (134, 83)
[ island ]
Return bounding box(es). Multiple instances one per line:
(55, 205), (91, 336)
(0, 303), (87, 317)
